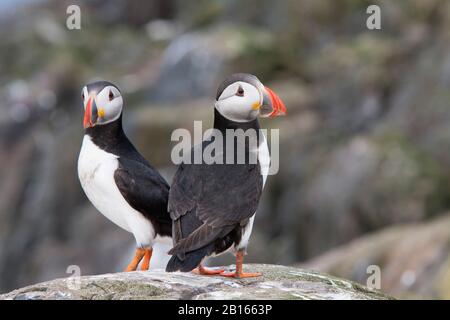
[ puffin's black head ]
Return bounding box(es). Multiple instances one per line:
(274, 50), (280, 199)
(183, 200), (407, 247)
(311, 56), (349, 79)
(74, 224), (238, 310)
(215, 73), (286, 122)
(81, 81), (123, 129)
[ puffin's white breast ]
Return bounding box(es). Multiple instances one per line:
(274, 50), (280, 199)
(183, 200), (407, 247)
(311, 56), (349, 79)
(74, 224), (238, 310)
(236, 133), (270, 250)
(258, 133), (270, 187)
(77, 135), (155, 247)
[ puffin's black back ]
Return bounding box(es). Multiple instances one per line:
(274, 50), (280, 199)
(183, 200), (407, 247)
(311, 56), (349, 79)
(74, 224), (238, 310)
(166, 110), (264, 271)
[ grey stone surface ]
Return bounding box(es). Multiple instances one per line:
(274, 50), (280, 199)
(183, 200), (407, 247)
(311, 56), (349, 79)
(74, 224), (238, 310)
(0, 264), (392, 300)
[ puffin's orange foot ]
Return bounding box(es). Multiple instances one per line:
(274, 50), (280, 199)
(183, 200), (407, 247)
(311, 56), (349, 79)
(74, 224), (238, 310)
(192, 265), (225, 275)
(221, 271), (262, 278)
(125, 248), (145, 272)
(221, 250), (261, 278)
(140, 248), (153, 271)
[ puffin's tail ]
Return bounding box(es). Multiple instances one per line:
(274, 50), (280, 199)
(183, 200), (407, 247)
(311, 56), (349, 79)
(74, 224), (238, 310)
(166, 246), (210, 272)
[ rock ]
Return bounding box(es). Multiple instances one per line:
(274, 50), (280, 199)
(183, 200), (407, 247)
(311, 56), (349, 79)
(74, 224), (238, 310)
(0, 264), (391, 300)
(302, 214), (450, 299)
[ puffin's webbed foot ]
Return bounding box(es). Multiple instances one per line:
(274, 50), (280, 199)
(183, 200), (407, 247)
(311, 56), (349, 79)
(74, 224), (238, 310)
(220, 249), (262, 278)
(192, 264), (225, 275)
(221, 271), (262, 278)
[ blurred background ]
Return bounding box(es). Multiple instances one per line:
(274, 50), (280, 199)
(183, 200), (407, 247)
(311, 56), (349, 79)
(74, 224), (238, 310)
(1, 0), (450, 299)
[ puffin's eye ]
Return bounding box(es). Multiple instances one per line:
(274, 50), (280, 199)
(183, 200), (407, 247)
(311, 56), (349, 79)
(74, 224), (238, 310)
(81, 92), (85, 100)
(236, 86), (244, 97)
(108, 90), (114, 101)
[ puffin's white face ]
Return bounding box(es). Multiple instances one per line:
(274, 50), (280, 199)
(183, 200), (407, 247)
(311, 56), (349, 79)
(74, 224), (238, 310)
(215, 81), (262, 122)
(81, 83), (123, 128)
(214, 74), (286, 122)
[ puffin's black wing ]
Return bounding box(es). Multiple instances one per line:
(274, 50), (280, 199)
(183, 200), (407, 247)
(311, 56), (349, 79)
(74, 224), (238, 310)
(168, 161), (263, 256)
(168, 162), (200, 246)
(114, 157), (172, 237)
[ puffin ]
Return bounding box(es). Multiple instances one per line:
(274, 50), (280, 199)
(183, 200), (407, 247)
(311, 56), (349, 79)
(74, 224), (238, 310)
(166, 73), (286, 278)
(77, 80), (172, 271)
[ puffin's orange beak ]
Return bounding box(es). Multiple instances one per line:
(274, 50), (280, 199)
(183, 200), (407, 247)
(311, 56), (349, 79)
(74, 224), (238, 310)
(260, 86), (286, 117)
(83, 97), (92, 128)
(265, 86), (286, 117)
(83, 96), (98, 128)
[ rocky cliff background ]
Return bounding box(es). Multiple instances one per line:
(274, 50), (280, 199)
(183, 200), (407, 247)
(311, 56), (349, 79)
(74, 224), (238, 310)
(1, 0), (450, 299)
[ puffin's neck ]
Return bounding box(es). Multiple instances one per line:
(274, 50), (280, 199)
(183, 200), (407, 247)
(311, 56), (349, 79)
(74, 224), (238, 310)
(84, 114), (127, 150)
(213, 108), (260, 133)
